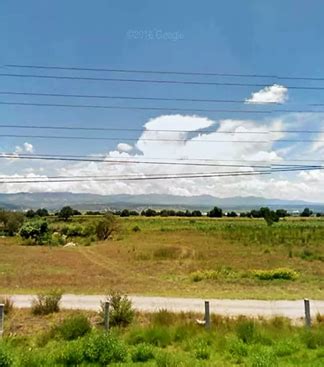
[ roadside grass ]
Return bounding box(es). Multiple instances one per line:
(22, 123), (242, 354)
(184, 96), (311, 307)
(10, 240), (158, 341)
(1, 308), (324, 366)
(0, 216), (323, 299)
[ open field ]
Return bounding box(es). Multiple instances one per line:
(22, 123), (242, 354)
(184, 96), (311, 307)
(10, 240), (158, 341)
(0, 217), (324, 299)
(1, 308), (324, 366)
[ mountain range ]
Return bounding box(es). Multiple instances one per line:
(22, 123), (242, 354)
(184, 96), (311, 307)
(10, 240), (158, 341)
(0, 192), (323, 212)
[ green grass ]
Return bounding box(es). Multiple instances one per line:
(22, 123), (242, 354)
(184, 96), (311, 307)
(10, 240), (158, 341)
(1, 309), (324, 366)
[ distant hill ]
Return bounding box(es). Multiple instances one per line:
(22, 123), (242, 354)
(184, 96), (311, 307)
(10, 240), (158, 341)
(0, 192), (323, 212)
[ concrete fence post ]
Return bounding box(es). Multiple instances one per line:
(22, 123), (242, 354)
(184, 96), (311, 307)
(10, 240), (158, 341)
(204, 301), (210, 329)
(304, 299), (311, 327)
(0, 304), (4, 337)
(104, 301), (110, 331)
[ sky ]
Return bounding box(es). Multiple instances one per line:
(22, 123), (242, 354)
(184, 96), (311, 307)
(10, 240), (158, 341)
(1, 0), (324, 201)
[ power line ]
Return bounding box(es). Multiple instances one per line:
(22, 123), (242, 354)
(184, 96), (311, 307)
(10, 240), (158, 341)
(2, 72), (324, 90)
(0, 123), (322, 135)
(1, 133), (324, 143)
(2, 100), (324, 114)
(0, 91), (275, 105)
(0, 101), (272, 114)
(1, 166), (323, 184)
(5, 63), (324, 81)
(1, 153), (323, 169)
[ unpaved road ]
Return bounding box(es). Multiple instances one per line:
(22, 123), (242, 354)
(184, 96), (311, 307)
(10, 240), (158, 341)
(7, 295), (324, 320)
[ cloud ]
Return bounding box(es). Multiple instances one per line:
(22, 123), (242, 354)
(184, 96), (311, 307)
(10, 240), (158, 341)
(245, 84), (288, 104)
(1, 113), (324, 202)
(14, 142), (34, 154)
(117, 143), (133, 153)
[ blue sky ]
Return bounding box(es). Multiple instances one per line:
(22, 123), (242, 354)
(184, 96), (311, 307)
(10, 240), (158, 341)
(1, 1), (324, 200)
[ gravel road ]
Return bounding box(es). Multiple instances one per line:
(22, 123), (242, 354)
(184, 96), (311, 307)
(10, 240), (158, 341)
(7, 295), (324, 320)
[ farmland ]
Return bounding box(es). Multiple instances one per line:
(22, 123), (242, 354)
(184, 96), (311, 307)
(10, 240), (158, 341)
(0, 216), (323, 299)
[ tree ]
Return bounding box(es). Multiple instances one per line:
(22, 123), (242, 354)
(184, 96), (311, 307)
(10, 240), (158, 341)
(227, 211), (238, 217)
(191, 210), (202, 217)
(301, 208), (313, 217)
(208, 206), (223, 218)
(58, 206), (74, 221)
(26, 209), (36, 218)
(96, 214), (117, 240)
(20, 220), (49, 244)
(0, 210), (24, 236)
(120, 209), (130, 217)
(276, 209), (288, 218)
(35, 208), (49, 217)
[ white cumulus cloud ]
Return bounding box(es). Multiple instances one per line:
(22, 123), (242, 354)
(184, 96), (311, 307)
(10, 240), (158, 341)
(245, 84), (288, 104)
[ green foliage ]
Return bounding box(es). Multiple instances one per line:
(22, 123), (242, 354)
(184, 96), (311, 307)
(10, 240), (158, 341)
(131, 343), (154, 362)
(252, 268), (299, 281)
(53, 314), (91, 340)
(208, 206), (223, 218)
(96, 214), (117, 240)
(236, 319), (257, 344)
(100, 291), (135, 327)
(0, 210), (24, 236)
(0, 343), (13, 367)
(152, 309), (176, 326)
(301, 328), (324, 349)
(301, 207), (313, 217)
(83, 331), (128, 364)
(58, 206), (74, 221)
(143, 326), (173, 347)
(194, 340), (210, 360)
(132, 225), (141, 232)
(191, 267), (238, 282)
(20, 219), (49, 245)
(31, 289), (62, 315)
(54, 340), (84, 366)
(250, 347), (278, 367)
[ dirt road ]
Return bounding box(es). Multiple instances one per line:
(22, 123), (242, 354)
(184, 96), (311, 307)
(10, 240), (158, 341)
(7, 295), (324, 320)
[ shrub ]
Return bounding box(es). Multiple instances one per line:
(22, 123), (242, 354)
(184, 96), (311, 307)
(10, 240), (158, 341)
(100, 291), (135, 327)
(132, 225), (141, 232)
(20, 220), (50, 245)
(53, 314), (91, 340)
(83, 332), (127, 364)
(274, 340), (298, 357)
(96, 214), (117, 240)
(0, 343), (13, 367)
(155, 351), (184, 367)
(54, 340), (84, 366)
(131, 343), (154, 362)
(301, 328), (324, 349)
(228, 337), (249, 360)
(0, 297), (14, 315)
(31, 290), (62, 315)
(252, 268), (299, 281)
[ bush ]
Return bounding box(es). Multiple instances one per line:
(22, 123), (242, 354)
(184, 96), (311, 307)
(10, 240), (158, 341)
(83, 332), (127, 364)
(31, 290), (62, 315)
(250, 347), (278, 367)
(96, 214), (117, 240)
(54, 340), (84, 366)
(252, 268), (299, 281)
(131, 343), (154, 362)
(152, 309), (176, 326)
(100, 291), (135, 327)
(0, 343), (13, 367)
(132, 225), (141, 232)
(301, 328), (324, 349)
(143, 326), (173, 347)
(0, 297), (14, 315)
(20, 220), (50, 245)
(53, 314), (91, 340)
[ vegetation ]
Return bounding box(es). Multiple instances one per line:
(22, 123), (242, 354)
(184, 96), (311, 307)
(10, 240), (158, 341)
(31, 290), (62, 315)
(100, 291), (135, 327)
(0, 213), (323, 298)
(0, 308), (323, 366)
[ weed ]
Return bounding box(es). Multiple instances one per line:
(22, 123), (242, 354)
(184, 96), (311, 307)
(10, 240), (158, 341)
(252, 268), (299, 281)
(53, 314), (91, 340)
(31, 289), (62, 315)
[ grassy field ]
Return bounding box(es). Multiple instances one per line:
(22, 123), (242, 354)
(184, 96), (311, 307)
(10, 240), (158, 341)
(1, 307), (324, 366)
(0, 216), (324, 299)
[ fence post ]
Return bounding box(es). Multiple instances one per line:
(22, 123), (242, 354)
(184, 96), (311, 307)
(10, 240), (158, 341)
(304, 299), (311, 327)
(104, 301), (110, 332)
(0, 304), (4, 337)
(204, 301), (210, 329)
